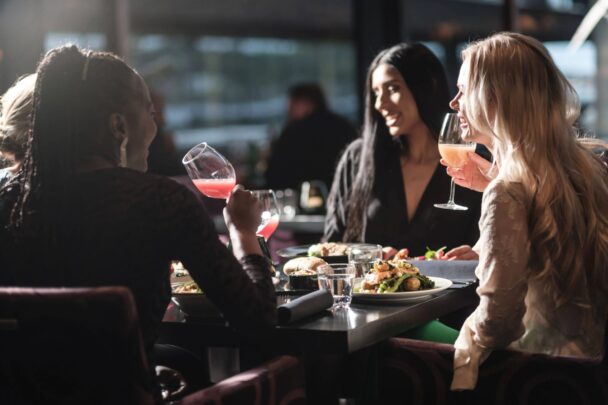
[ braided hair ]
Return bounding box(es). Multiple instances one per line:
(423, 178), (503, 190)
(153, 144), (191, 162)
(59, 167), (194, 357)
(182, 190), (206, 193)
(7, 44), (139, 235)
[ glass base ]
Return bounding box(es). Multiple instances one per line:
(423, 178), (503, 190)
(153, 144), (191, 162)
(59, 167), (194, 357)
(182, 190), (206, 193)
(434, 202), (469, 211)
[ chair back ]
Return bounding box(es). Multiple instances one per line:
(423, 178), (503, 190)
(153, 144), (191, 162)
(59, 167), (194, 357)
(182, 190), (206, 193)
(379, 337), (608, 405)
(180, 355), (307, 405)
(0, 286), (155, 405)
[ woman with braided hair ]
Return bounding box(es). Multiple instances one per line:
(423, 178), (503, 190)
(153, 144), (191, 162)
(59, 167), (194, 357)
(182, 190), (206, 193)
(0, 45), (276, 401)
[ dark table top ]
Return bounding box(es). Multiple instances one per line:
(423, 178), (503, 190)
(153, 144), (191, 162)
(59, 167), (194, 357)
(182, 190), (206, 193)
(163, 276), (478, 354)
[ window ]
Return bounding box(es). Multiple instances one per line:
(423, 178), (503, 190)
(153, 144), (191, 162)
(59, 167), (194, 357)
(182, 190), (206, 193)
(545, 41), (597, 133)
(130, 34), (358, 161)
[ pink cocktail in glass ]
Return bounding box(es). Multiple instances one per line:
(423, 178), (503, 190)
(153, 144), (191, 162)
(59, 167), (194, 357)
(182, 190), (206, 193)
(182, 142), (236, 201)
(252, 190), (280, 241)
(257, 215), (279, 240)
(193, 178), (236, 200)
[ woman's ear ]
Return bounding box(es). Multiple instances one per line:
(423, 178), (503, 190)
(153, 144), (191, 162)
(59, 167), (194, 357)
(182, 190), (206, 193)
(109, 113), (128, 141)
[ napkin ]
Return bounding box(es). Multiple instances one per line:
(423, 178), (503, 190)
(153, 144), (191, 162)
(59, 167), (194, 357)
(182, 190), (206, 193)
(277, 289), (334, 325)
(409, 260), (478, 283)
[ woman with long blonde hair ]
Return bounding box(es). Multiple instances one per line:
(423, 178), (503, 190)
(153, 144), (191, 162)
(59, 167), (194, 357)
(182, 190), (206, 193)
(447, 32), (608, 389)
(0, 73), (36, 187)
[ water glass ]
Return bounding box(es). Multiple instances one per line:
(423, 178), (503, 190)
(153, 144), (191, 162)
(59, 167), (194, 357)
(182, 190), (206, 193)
(317, 264), (356, 309)
(275, 189), (297, 220)
(348, 244), (383, 277)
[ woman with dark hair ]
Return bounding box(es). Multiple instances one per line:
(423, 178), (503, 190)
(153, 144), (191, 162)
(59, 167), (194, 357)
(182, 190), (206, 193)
(0, 45), (275, 401)
(324, 43), (482, 256)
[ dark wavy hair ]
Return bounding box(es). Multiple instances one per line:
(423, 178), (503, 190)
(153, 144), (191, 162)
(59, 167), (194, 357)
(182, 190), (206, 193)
(342, 43), (450, 241)
(6, 44), (139, 235)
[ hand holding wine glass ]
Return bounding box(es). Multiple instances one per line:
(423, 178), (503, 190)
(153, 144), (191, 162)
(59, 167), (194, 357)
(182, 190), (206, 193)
(182, 142), (236, 200)
(434, 113), (476, 211)
(441, 152), (494, 193)
(224, 186), (263, 235)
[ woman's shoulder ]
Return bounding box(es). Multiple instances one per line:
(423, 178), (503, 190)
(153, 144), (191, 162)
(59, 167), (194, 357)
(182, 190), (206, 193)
(483, 178), (527, 209)
(83, 168), (186, 190)
(76, 168), (198, 208)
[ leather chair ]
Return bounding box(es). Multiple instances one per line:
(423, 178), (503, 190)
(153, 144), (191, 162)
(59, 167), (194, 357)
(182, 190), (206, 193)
(378, 337), (608, 405)
(179, 355), (307, 405)
(0, 286), (155, 405)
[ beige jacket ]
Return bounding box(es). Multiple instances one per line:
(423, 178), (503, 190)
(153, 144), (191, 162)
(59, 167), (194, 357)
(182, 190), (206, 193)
(451, 179), (606, 390)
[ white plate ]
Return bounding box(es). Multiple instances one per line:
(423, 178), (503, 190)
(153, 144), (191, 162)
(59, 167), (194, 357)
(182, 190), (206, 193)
(352, 277), (452, 304)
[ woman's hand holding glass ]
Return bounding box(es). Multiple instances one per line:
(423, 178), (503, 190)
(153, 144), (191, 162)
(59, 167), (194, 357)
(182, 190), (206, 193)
(441, 152), (495, 193)
(224, 186), (263, 235)
(434, 113), (476, 210)
(223, 186), (264, 259)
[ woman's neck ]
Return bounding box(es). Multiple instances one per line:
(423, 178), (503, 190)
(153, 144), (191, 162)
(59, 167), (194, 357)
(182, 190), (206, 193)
(402, 123), (440, 164)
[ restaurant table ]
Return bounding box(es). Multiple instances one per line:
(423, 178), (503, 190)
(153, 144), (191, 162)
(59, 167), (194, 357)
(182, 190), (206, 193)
(162, 261), (479, 402)
(162, 285), (477, 355)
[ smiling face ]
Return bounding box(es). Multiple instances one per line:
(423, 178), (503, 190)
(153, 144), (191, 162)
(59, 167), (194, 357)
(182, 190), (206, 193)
(371, 64), (423, 137)
(449, 60), (492, 147)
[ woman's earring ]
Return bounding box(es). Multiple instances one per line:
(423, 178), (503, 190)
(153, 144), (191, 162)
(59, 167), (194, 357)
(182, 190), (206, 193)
(119, 137), (128, 168)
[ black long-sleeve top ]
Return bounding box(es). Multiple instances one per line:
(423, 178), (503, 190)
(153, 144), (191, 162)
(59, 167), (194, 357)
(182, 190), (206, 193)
(0, 168), (276, 386)
(265, 108), (357, 190)
(324, 139), (482, 256)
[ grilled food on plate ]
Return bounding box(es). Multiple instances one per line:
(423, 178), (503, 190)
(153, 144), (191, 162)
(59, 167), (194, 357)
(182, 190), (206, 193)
(359, 260), (435, 293)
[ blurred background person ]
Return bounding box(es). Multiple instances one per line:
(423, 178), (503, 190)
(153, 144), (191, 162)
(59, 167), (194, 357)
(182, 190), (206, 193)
(264, 82), (357, 192)
(146, 88), (186, 177)
(0, 74), (35, 188)
(324, 43), (482, 257)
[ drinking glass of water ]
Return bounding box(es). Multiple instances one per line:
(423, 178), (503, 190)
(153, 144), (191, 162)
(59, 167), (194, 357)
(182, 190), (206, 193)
(317, 264), (356, 309)
(348, 244), (383, 277)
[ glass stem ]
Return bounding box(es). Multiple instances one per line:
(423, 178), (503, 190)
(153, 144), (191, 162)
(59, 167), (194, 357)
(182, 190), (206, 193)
(448, 178), (457, 205)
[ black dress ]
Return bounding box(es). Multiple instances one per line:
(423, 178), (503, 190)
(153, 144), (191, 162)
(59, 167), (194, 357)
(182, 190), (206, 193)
(0, 168), (276, 391)
(324, 139), (483, 256)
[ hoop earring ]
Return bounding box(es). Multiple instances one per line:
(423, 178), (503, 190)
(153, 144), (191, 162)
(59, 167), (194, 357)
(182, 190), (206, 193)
(119, 137), (128, 167)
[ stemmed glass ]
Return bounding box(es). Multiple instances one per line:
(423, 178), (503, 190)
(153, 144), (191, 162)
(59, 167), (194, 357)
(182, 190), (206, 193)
(434, 113), (476, 211)
(182, 142), (236, 201)
(252, 190), (280, 240)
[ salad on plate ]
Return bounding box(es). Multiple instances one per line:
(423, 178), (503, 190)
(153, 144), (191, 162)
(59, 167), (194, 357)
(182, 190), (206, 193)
(358, 259), (435, 294)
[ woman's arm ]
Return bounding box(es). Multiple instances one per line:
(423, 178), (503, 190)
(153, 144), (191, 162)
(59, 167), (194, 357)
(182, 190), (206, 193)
(452, 181), (529, 389)
(166, 183), (276, 332)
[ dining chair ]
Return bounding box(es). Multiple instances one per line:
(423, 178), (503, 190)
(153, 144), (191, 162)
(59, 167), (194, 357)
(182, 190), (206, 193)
(178, 355), (307, 405)
(0, 286), (156, 405)
(378, 337), (608, 405)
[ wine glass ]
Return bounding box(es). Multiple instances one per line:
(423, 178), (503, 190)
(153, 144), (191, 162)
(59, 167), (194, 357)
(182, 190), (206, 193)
(252, 190), (280, 240)
(434, 113), (476, 211)
(182, 142), (236, 200)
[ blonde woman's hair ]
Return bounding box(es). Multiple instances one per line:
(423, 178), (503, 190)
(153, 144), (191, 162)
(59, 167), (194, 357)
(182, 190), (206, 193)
(0, 73), (36, 162)
(462, 32), (608, 308)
